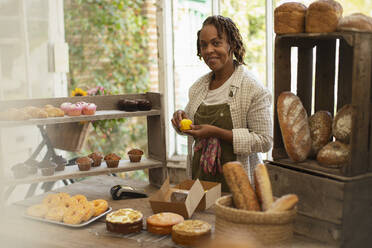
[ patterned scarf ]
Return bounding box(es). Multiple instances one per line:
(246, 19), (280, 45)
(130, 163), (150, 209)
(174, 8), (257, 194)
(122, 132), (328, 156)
(193, 137), (222, 176)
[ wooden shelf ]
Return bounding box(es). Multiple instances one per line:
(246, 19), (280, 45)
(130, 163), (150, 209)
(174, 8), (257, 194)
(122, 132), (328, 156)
(4, 158), (163, 186)
(0, 109), (161, 127)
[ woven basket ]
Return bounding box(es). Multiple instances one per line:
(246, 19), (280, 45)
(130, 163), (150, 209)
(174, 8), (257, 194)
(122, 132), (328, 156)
(215, 195), (296, 246)
(46, 122), (90, 152)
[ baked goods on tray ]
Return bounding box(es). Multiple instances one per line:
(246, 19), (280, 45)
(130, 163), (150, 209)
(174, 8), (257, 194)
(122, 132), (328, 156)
(146, 212), (184, 235)
(274, 2), (307, 34)
(106, 208), (143, 234)
(172, 220), (211, 246)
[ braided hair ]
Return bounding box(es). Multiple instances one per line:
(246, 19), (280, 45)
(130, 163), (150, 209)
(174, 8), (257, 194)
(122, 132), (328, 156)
(197, 15), (246, 65)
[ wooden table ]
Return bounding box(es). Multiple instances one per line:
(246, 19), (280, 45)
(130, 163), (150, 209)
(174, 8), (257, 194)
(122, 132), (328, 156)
(0, 175), (336, 248)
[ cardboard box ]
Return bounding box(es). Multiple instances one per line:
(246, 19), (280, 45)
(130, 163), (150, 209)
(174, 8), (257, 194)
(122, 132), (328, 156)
(149, 177), (205, 219)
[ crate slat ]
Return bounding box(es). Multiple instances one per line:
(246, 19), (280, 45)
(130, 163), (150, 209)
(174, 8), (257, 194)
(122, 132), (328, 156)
(297, 43), (314, 115)
(337, 39), (353, 110)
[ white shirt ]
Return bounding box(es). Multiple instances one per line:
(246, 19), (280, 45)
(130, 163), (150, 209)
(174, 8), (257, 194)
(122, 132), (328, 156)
(203, 75), (233, 105)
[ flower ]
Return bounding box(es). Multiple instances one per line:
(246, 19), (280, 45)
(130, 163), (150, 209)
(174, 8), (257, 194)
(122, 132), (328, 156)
(87, 86), (108, 96)
(71, 88), (87, 97)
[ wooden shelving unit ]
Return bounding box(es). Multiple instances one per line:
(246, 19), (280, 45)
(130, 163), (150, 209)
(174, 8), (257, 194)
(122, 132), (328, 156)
(0, 92), (167, 188)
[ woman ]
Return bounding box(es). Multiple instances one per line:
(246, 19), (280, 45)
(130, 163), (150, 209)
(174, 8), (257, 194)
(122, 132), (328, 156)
(171, 15), (272, 191)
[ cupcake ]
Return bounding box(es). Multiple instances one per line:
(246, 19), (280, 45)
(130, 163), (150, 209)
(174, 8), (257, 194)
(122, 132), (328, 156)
(136, 99), (152, 111)
(88, 152), (103, 167)
(82, 103), (97, 115)
(38, 160), (57, 176)
(67, 104), (83, 116)
(60, 102), (72, 115)
(11, 163), (29, 179)
(52, 155), (67, 172)
(25, 159), (39, 175)
(104, 153), (121, 168)
(118, 99), (138, 112)
(76, 157), (93, 171)
(128, 149), (144, 163)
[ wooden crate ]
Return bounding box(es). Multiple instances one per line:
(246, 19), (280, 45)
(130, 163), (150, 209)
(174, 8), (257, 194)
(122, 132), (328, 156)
(266, 161), (372, 247)
(273, 32), (372, 177)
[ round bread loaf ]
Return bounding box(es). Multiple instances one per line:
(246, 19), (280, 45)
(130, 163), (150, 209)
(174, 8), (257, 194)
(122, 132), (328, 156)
(317, 140), (350, 168)
(274, 2), (307, 34)
(332, 104), (354, 144)
(306, 0), (343, 33)
(309, 111), (333, 157)
(267, 194), (299, 212)
(337, 13), (372, 32)
(254, 163), (274, 211)
(277, 91), (311, 162)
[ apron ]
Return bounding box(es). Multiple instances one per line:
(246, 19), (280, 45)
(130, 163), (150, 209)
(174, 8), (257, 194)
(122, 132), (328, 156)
(192, 103), (236, 192)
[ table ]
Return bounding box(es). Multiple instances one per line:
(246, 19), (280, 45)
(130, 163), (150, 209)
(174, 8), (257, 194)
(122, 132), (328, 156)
(0, 175), (337, 248)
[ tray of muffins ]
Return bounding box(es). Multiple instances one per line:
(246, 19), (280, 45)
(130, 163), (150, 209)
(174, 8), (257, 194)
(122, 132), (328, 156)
(24, 192), (111, 227)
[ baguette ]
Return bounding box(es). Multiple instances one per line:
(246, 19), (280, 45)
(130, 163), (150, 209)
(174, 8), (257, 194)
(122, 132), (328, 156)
(223, 161), (260, 211)
(267, 194), (298, 212)
(254, 164), (274, 211)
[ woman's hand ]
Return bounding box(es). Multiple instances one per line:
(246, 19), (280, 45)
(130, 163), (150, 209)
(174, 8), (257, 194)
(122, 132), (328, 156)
(185, 124), (233, 143)
(171, 110), (188, 130)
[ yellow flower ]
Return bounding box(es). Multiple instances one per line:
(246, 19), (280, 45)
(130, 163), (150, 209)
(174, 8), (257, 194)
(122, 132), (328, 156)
(71, 88), (87, 97)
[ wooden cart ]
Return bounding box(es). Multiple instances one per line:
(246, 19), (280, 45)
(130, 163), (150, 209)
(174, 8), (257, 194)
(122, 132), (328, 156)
(268, 32), (372, 247)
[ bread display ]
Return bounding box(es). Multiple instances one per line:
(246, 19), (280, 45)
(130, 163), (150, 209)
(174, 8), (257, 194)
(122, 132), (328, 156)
(337, 13), (372, 32)
(267, 194), (299, 212)
(106, 208), (143, 234)
(223, 161), (260, 211)
(316, 140), (350, 168)
(171, 220), (212, 246)
(274, 2), (307, 34)
(309, 111), (333, 157)
(146, 212), (184, 235)
(277, 91), (311, 162)
(254, 164), (274, 211)
(332, 104), (354, 144)
(306, 0), (343, 33)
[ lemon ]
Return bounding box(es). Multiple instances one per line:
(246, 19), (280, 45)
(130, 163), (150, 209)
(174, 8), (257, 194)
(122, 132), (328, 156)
(180, 119), (192, 131)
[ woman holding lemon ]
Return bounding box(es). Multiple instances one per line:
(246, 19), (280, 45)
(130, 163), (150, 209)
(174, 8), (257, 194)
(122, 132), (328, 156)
(171, 16), (272, 191)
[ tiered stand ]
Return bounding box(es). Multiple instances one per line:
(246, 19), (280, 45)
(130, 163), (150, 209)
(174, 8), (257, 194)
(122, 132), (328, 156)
(0, 92), (167, 198)
(267, 31), (372, 247)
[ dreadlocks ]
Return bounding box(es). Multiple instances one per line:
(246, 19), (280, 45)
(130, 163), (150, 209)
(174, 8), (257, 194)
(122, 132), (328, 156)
(197, 15), (246, 65)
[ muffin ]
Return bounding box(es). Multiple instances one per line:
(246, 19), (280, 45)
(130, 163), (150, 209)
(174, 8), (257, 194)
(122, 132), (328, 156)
(172, 220), (212, 246)
(76, 157), (93, 171)
(136, 99), (152, 111)
(88, 152), (103, 167)
(11, 163), (29, 179)
(118, 99), (138, 112)
(38, 161), (57, 176)
(53, 155), (67, 172)
(104, 153), (121, 168)
(147, 212), (184, 235)
(25, 159), (39, 175)
(127, 149), (144, 163)
(106, 208), (143, 234)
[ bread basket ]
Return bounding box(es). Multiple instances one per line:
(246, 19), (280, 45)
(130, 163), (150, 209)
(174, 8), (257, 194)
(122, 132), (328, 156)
(215, 195), (296, 245)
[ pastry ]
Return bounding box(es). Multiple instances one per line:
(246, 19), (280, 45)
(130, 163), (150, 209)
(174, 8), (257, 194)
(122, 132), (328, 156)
(277, 91), (311, 162)
(26, 204), (48, 218)
(254, 163), (274, 211)
(146, 212), (184, 235)
(267, 194), (299, 212)
(306, 0), (343, 33)
(60, 102), (72, 114)
(316, 141), (350, 168)
(332, 104), (354, 144)
(337, 13), (372, 32)
(52, 155), (67, 171)
(104, 153), (121, 168)
(136, 99), (152, 111)
(223, 161), (260, 211)
(88, 152), (103, 167)
(106, 208), (143, 234)
(127, 149), (144, 162)
(67, 104), (83, 116)
(82, 103), (97, 115)
(274, 2), (307, 34)
(118, 99), (138, 111)
(76, 157), (93, 171)
(91, 199), (109, 216)
(38, 160), (57, 176)
(43, 106), (64, 117)
(172, 220), (212, 246)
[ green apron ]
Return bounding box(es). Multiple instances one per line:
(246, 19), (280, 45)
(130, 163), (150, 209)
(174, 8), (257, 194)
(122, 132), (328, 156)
(192, 103), (236, 192)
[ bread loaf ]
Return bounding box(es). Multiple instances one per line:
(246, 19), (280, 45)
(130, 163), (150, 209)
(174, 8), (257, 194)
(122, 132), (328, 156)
(309, 111), (333, 157)
(317, 141), (350, 168)
(267, 194), (298, 212)
(254, 164), (274, 211)
(274, 2), (307, 34)
(223, 161), (260, 211)
(277, 91), (311, 162)
(333, 104), (354, 144)
(306, 0), (343, 33)
(337, 13), (372, 32)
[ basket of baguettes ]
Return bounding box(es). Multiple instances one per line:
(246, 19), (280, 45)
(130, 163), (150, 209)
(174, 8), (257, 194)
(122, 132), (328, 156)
(214, 162), (299, 246)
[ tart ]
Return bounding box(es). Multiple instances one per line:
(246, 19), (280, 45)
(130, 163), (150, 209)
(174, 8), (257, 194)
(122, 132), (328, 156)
(106, 208), (143, 234)
(172, 220), (212, 246)
(147, 212), (184, 235)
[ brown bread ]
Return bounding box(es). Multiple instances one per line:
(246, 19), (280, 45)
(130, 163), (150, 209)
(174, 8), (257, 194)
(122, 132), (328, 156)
(337, 13), (372, 32)
(317, 141), (350, 168)
(306, 0), (343, 33)
(309, 111), (333, 157)
(277, 91), (311, 162)
(332, 104), (354, 144)
(274, 2), (307, 34)
(254, 164), (274, 211)
(223, 162), (260, 211)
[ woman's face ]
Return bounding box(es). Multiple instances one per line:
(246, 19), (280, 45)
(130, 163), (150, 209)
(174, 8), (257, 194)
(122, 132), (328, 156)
(199, 24), (233, 72)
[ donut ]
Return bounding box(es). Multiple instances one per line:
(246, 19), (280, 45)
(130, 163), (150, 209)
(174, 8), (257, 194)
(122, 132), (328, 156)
(63, 207), (84, 225)
(45, 206), (65, 222)
(42, 194), (61, 208)
(27, 204), (48, 218)
(78, 201), (95, 222)
(72, 194), (87, 204)
(56, 192), (71, 202)
(59, 197), (78, 209)
(91, 199), (108, 216)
